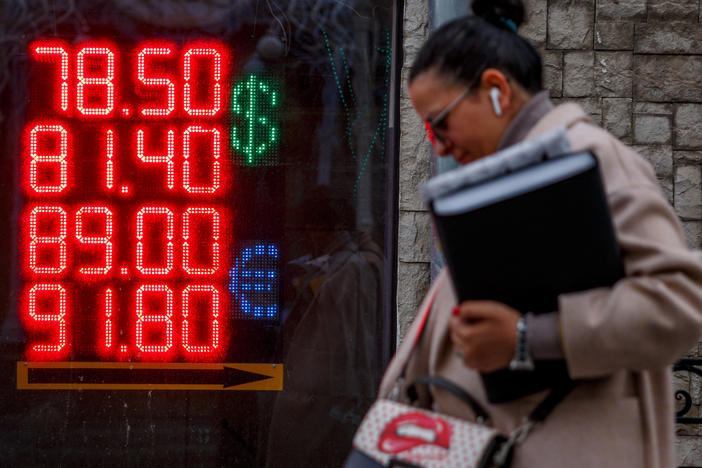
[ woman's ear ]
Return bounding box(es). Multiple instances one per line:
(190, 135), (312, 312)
(480, 68), (511, 116)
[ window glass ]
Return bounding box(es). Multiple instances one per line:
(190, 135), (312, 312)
(0, 1), (396, 466)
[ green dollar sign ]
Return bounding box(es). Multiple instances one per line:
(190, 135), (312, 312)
(231, 74), (280, 166)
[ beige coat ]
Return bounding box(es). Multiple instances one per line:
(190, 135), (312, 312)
(380, 104), (702, 468)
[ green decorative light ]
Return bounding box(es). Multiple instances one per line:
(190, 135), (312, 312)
(231, 74), (280, 166)
(321, 29), (392, 198)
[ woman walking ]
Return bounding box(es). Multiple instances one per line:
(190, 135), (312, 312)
(378, 1), (702, 466)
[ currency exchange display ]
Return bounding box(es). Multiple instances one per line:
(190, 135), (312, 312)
(23, 40), (280, 365)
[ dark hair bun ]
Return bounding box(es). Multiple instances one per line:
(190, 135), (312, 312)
(472, 0), (525, 31)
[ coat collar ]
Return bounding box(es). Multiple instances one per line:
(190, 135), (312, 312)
(525, 103), (591, 141)
(497, 91), (554, 150)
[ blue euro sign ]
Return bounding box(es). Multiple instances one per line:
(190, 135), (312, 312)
(229, 243), (279, 319)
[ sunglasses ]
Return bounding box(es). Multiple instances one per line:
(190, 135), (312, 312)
(424, 87), (471, 146)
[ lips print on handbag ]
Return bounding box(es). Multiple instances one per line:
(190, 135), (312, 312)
(378, 411), (452, 455)
(347, 399), (505, 468)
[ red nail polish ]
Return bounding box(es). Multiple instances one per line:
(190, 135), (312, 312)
(452, 306), (460, 316)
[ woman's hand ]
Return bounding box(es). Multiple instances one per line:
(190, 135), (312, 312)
(449, 300), (521, 372)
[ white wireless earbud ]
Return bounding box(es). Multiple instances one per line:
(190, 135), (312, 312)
(489, 87), (502, 117)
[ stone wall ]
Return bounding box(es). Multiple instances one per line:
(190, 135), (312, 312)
(397, 0), (432, 340)
(527, 0), (702, 254)
(397, 0), (702, 465)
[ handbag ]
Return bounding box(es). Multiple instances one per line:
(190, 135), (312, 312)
(344, 277), (575, 468)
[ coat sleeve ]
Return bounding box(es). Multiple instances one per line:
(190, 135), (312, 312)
(559, 183), (702, 378)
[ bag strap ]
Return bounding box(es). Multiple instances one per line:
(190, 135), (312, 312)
(528, 380), (576, 423)
(490, 380), (577, 466)
(409, 375), (490, 423)
(396, 273), (445, 380)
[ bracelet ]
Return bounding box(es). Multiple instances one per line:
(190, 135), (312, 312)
(509, 315), (535, 371)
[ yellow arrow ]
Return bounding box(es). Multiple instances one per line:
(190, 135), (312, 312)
(17, 361), (283, 391)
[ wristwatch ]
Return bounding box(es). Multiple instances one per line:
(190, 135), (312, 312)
(509, 315), (535, 371)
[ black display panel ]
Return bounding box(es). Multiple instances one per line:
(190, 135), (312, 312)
(0, 1), (397, 466)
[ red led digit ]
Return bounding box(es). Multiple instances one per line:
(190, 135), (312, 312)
(75, 206), (113, 275)
(136, 206), (174, 275)
(182, 207), (220, 275)
(183, 47), (222, 116)
(136, 128), (175, 189)
(182, 285), (219, 353)
(29, 124), (69, 193)
(182, 126), (221, 194)
(27, 283), (68, 353)
(105, 129), (114, 190)
(28, 206), (68, 275)
(76, 46), (115, 116)
(104, 288), (113, 349)
(32, 43), (69, 112)
(138, 47), (176, 117)
(135, 284), (174, 353)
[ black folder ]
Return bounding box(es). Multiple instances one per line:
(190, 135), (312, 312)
(422, 128), (625, 402)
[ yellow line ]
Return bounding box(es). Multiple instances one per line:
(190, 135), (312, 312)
(16, 362), (28, 390)
(16, 361), (283, 391)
